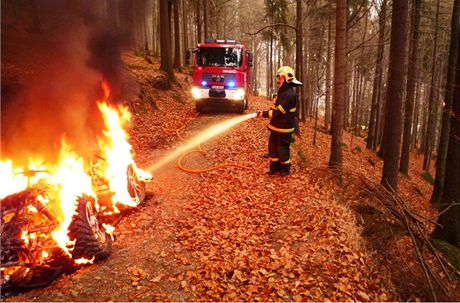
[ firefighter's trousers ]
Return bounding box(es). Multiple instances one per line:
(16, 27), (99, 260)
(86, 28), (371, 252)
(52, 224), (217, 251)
(268, 132), (292, 173)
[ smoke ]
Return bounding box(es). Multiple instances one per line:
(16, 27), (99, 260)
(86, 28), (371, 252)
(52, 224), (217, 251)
(1, 0), (133, 163)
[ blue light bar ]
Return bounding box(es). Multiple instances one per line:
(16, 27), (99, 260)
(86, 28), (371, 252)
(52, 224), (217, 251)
(228, 81), (235, 88)
(201, 81), (208, 86)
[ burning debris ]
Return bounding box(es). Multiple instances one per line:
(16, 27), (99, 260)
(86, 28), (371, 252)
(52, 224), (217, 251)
(0, 83), (152, 296)
(1, 2), (150, 296)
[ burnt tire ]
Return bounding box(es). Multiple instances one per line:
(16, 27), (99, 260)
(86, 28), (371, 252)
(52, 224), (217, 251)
(127, 164), (146, 206)
(68, 195), (111, 261)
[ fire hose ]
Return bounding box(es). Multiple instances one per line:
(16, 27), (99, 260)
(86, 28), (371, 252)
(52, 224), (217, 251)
(163, 113), (264, 174)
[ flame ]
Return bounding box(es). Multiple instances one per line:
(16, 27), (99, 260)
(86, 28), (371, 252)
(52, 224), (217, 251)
(97, 102), (136, 210)
(20, 230), (30, 245)
(0, 159), (49, 199)
(102, 223), (115, 241)
(50, 140), (95, 255)
(27, 205), (39, 213)
(74, 257), (95, 265)
(0, 80), (152, 272)
(0, 160), (29, 199)
(96, 88), (151, 211)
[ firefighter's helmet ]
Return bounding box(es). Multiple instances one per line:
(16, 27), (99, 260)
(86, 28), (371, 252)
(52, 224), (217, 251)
(276, 66), (302, 86)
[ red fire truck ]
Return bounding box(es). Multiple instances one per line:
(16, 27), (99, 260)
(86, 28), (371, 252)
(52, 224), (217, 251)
(186, 39), (253, 113)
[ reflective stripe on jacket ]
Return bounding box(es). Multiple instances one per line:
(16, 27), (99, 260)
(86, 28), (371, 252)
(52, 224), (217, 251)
(262, 82), (297, 134)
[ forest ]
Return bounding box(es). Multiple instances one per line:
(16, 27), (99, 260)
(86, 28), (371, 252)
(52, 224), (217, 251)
(1, 0), (460, 301)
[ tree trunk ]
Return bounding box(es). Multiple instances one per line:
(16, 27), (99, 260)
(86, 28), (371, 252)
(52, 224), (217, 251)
(367, 0), (387, 150)
(295, 0), (303, 125)
(431, 42), (460, 247)
(143, 7), (149, 51)
(173, 0), (181, 69)
(195, 0), (201, 43)
(353, 13), (368, 136)
(423, 0), (441, 172)
(266, 40), (270, 97)
(182, 0), (188, 50)
(399, 0), (422, 174)
(350, 66), (358, 133)
(190, 0), (196, 48)
(357, 77), (367, 135)
(329, 0), (347, 168)
(432, 0), (460, 204)
(325, 0), (333, 131)
(344, 68), (350, 131)
(203, 0), (208, 39)
(412, 81), (421, 150)
(269, 26), (274, 97)
(381, 0), (409, 191)
(153, 0), (160, 57)
(160, 0), (176, 82)
(376, 87), (387, 150)
(168, 1), (173, 54)
(302, 8), (310, 121)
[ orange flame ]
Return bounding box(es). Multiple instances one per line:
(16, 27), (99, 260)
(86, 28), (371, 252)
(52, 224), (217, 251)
(0, 80), (151, 268)
(96, 83), (151, 211)
(98, 102), (138, 210)
(50, 140), (95, 256)
(0, 159), (46, 199)
(42, 251), (49, 259)
(0, 160), (28, 199)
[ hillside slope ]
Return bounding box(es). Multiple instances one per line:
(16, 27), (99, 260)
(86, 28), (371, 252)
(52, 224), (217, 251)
(6, 52), (459, 302)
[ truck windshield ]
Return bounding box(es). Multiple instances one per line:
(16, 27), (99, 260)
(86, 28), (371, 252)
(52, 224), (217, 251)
(197, 47), (242, 67)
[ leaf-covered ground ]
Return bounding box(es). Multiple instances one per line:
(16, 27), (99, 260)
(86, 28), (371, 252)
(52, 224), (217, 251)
(6, 53), (459, 302)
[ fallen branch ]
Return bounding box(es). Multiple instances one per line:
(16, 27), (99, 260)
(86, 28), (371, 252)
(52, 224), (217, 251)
(357, 175), (457, 300)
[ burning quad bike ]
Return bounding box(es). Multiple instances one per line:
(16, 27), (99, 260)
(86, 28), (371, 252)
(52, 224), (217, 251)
(0, 156), (151, 295)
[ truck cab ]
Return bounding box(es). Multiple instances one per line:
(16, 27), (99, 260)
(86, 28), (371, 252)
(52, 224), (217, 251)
(186, 39), (253, 113)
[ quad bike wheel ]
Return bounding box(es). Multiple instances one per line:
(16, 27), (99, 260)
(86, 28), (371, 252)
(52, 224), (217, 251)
(127, 164), (146, 206)
(68, 195), (112, 261)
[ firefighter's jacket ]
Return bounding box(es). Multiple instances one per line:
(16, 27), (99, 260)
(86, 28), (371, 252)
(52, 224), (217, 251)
(262, 82), (297, 134)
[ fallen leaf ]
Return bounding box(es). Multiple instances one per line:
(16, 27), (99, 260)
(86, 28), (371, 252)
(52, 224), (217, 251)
(357, 290), (369, 301)
(150, 273), (165, 283)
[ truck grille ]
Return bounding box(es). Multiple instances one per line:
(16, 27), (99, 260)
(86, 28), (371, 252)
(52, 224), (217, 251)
(202, 73), (236, 84)
(209, 89), (226, 98)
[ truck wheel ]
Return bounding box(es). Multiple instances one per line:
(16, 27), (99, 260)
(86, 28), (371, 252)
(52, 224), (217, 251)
(245, 96), (249, 110)
(127, 164), (146, 206)
(68, 195), (112, 261)
(195, 102), (204, 113)
(237, 100), (246, 114)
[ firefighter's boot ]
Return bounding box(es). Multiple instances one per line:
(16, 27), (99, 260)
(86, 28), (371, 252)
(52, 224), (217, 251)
(279, 163), (291, 177)
(268, 161), (280, 175)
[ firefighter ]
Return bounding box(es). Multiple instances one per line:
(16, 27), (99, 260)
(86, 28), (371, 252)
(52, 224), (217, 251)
(257, 66), (302, 176)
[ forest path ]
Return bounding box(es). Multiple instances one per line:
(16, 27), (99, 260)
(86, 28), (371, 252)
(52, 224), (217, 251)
(6, 97), (396, 301)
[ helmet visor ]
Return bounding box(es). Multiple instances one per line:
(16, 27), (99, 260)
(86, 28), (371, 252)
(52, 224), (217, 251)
(292, 79), (303, 86)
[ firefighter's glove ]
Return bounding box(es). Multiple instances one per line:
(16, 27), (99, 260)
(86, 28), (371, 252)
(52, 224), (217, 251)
(256, 111), (263, 118)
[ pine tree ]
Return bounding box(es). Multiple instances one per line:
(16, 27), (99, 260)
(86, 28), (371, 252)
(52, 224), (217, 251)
(381, 0), (409, 190)
(329, 0), (347, 168)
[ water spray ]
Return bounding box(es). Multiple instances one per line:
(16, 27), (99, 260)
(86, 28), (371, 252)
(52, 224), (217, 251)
(147, 113), (257, 173)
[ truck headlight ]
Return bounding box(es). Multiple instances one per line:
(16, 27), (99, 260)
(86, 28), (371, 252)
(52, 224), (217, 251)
(233, 88), (245, 100)
(191, 87), (202, 99)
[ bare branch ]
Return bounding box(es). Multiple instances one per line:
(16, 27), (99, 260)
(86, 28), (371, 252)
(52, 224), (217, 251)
(244, 23), (296, 36)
